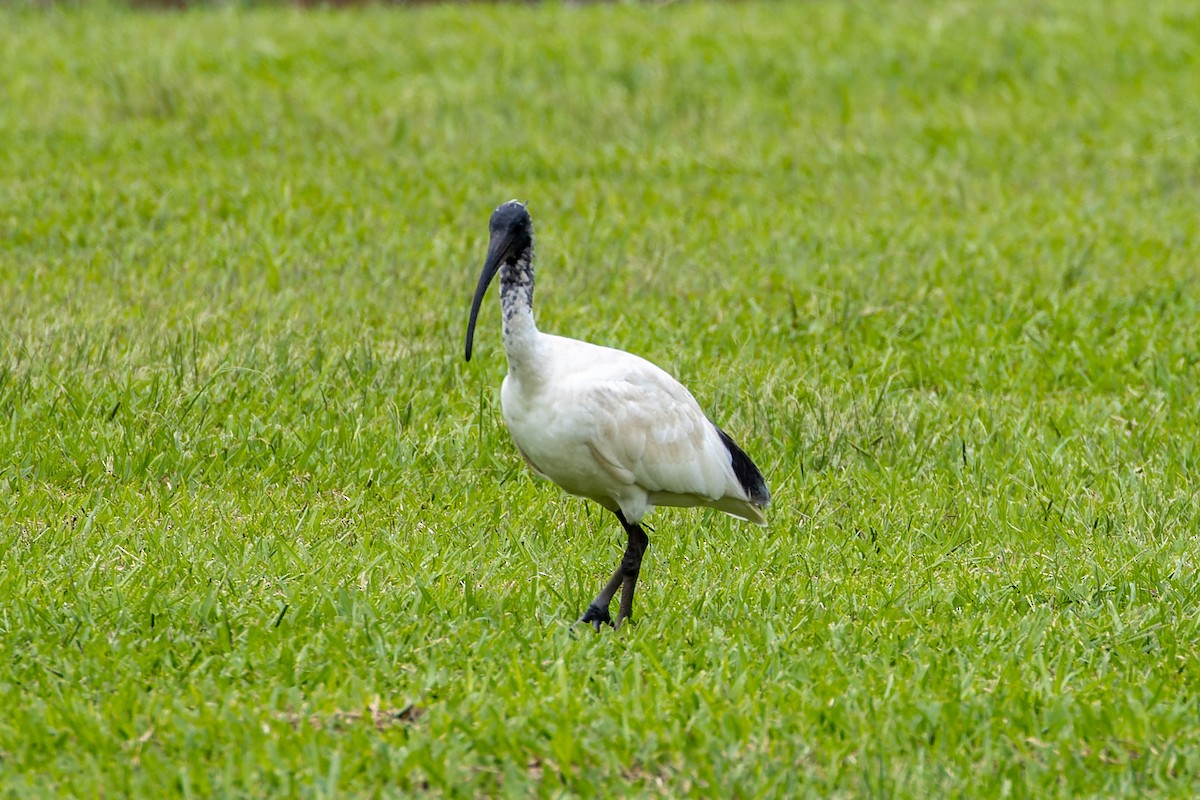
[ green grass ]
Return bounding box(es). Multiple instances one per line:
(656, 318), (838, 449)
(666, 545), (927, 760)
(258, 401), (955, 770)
(2, 0), (1199, 795)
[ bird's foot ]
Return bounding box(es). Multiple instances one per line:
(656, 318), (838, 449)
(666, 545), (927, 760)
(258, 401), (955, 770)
(579, 603), (614, 632)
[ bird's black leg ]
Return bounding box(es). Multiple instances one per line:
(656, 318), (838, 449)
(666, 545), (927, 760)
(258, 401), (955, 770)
(615, 521), (649, 628)
(580, 511), (650, 631)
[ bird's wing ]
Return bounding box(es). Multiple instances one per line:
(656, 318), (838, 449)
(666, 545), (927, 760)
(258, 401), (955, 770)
(570, 364), (737, 504)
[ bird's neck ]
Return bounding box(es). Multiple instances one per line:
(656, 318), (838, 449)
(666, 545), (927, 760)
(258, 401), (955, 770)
(499, 247), (541, 371)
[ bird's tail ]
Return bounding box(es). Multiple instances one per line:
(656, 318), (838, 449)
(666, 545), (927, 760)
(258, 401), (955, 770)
(713, 425), (772, 509)
(712, 495), (769, 527)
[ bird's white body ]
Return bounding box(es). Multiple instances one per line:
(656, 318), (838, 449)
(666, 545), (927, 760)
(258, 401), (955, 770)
(500, 331), (766, 527)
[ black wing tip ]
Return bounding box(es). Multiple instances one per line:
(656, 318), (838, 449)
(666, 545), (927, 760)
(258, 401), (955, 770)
(714, 425), (771, 507)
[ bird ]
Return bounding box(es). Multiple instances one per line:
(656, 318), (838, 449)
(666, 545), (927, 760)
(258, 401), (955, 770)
(464, 200), (771, 630)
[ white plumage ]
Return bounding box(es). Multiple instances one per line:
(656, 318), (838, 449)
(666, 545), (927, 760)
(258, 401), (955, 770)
(501, 334), (766, 527)
(465, 200), (770, 630)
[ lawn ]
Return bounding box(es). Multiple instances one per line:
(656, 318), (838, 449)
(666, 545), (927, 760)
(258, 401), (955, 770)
(1, 0), (1199, 796)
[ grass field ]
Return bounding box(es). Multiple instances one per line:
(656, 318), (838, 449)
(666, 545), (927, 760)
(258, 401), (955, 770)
(2, 0), (1199, 795)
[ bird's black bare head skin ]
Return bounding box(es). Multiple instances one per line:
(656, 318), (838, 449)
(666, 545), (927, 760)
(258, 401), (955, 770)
(465, 200), (534, 362)
(489, 200), (532, 251)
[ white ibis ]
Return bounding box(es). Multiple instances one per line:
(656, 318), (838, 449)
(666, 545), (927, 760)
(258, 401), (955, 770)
(464, 200), (771, 630)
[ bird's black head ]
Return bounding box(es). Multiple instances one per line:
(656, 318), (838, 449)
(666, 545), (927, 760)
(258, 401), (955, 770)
(488, 200), (532, 255)
(465, 200), (534, 362)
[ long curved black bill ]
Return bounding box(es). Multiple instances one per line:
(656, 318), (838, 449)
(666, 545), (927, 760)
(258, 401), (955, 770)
(464, 235), (508, 361)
